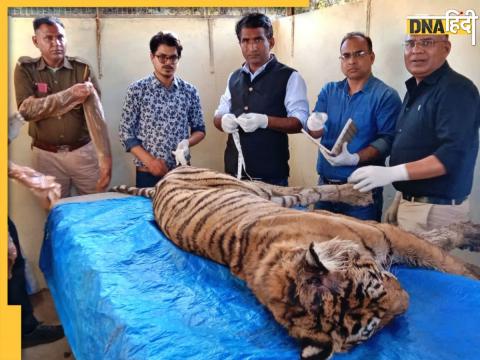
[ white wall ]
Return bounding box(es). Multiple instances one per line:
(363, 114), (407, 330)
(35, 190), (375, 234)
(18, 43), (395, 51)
(8, 0), (480, 286)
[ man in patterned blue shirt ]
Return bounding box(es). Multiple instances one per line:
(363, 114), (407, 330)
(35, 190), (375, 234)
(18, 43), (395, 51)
(120, 32), (205, 187)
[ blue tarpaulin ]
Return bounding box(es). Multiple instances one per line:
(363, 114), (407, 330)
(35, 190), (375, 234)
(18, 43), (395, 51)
(40, 196), (480, 360)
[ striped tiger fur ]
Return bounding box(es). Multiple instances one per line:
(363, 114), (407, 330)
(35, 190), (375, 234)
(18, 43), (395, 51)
(112, 166), (480, 360)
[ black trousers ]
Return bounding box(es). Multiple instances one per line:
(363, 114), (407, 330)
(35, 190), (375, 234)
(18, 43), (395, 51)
(8, 218), (39, 334)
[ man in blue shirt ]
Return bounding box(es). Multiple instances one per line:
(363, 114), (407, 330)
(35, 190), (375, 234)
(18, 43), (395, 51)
(213, 13), (309, 186)
(120, 32), (205, 187)
(307, 32), (401, 221)
(349, 35), (479, 232)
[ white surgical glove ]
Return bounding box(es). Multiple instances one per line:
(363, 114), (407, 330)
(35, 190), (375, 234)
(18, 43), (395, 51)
(322, 142), (359, 167)
(221, 113), (239, 134)
(348, 164), (410, 192)
(8, 112), (26, 142)
(172, 139), (190, 166)
(307, 112), (328, 131)
(236, 113), (268, 133)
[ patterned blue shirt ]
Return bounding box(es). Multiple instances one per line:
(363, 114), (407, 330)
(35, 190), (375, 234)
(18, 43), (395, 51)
(314, 75), (401, 181)
(119, 74), (205, 169)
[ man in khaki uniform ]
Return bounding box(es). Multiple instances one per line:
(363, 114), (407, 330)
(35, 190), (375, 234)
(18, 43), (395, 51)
(14, 16), (102, 198)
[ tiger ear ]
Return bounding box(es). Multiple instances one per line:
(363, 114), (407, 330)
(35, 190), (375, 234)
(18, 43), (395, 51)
(300, 338), (333, 360)
(306, 243), (329, 274)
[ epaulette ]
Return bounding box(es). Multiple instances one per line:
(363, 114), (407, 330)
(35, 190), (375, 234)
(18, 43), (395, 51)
(17, 56), (40, 65)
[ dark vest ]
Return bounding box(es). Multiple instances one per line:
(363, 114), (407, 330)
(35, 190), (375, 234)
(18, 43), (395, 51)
(225, 57), (294, 180)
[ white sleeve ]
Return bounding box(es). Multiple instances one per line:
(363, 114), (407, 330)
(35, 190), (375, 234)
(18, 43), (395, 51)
(284, 71), (309, 127)
(214, 73), (233, 117)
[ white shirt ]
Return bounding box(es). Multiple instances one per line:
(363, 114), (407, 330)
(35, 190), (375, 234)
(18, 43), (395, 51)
(214, 56), (309, 124)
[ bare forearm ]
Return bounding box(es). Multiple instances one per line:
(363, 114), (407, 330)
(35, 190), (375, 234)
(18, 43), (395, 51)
(358, 146), (381, 164)
(130, 145), (155, 165)
(405, 155), (446, 180)
(267, 116), (302, 133)
(188, 131), (205, 146)
(213, 115), (223, 131)
(308, 129), (324, 139)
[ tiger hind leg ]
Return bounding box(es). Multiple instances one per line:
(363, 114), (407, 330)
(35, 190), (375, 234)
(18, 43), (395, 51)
(412, 222), (480, 252)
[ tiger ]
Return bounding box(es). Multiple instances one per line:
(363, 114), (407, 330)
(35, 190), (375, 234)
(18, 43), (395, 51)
(112, 166), (480, 360)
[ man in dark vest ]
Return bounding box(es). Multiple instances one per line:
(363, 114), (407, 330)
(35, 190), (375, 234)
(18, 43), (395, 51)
(213, 13), (309, 186)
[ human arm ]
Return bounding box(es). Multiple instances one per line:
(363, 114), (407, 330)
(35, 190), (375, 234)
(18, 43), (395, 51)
(324, 88), (401, 167)
(348, 155), (445, 192)
(130, 145), (168, 176)
(119, 84), (167, 176)
(213, 74), (234, 132)
(236, 72), (307, 133)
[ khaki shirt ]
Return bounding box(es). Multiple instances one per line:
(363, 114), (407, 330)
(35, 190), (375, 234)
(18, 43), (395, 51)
(14, 56), (101, 146)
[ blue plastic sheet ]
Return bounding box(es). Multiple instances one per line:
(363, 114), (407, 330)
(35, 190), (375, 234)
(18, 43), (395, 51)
(40, 197), (480, 360)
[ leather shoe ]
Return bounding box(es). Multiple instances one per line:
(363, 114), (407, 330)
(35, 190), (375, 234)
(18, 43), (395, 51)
(22, 323), (65, 348)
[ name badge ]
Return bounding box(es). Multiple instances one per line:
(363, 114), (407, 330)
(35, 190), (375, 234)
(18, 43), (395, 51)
(36, 82), (48, 93)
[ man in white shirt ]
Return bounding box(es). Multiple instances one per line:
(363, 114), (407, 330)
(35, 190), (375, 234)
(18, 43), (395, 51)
(213, 13), (308, 185)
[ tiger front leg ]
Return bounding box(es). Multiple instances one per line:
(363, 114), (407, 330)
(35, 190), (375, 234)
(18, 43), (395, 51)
(270, 183), (372, 208)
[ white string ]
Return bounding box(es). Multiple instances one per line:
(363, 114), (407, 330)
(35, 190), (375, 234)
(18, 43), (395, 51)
(232, 131), (252, 180)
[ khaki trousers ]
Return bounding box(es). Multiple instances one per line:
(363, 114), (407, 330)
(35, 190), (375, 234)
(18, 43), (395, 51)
(32, 141), (99, 198)
(397, 198), (470, 233)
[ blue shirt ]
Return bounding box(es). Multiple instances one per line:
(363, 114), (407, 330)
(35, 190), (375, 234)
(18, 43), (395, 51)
(390, 62), (480, 199)
(119, 74), (205, 169)
(313, 76), (401, 181)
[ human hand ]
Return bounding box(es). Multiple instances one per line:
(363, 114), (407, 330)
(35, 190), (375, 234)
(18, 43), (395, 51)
(322, 142), (359, 167)
(172, 139), (190, 166)
(221, 113), (239, 133)
(71, 82), (94, 103)
(348, 164), (409, 192)
(236, 113), (268, 133)
(307, 112), (328, 131)
(146, 157), (169, 177)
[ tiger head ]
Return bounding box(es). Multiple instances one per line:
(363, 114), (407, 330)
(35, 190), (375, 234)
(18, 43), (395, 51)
(256, 238), (409, 360)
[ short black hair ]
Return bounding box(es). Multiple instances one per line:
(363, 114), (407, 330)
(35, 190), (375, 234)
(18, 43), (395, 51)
(33, 16), (64, 31)
(149, 31), (183, 57)
(235, 13), (273, 41)
(340, 32), (373, 52)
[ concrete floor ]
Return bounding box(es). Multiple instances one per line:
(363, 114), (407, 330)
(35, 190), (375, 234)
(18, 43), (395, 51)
(22, 290), (74, 360)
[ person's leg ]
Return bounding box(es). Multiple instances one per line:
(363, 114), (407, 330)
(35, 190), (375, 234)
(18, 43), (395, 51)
(8, 218), (38, 334)
(32, 147), (72, 198)
(136, 170), (162, 188)
(426, 200), (470, 230)
(7, 218), (65, 348)
(68, 142), (100, 195)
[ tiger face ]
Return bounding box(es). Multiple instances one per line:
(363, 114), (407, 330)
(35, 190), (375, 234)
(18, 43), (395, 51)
(255, 238), (409, 360)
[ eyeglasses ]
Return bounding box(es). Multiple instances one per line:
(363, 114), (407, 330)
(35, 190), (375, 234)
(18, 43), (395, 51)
(339, 50), (371, 61)
(154, 54), (179, 64)
(404, 39), (448, 50)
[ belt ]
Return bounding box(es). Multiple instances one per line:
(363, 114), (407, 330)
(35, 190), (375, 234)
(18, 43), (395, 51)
(33, 139), (89, 153)
(402, 193), (466, 205)
(321, 177), (346, 185)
